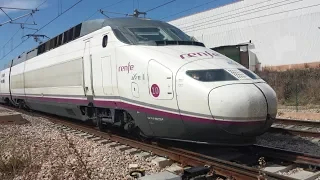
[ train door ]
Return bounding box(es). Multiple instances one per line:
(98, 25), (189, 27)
(100, 34), (114, 95)
(83, 40), (94, 98)
(101, 56), (113, 95)
(146, 60), (185, 138)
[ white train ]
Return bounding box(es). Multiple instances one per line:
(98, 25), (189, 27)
(0, 17), (277, 145)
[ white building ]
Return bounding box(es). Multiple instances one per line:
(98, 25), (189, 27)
(168, 0), (320, 71)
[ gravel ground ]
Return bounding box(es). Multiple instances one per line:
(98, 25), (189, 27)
(276, 167), (303, 176)
(278, 105), (320, 113)
(0, 109), (163, 180)
(277, 109), (320, 121)
(256, 132), (320, 156)
(309, 127), (320, 132)
(280, 124), (320, 132)
(278, 108), (320, 114)
(1, 106), (320, 179)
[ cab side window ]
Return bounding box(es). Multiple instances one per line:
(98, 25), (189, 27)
(102, 35), (108, 48)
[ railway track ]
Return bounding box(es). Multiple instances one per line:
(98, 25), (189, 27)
(270, 118), (320, 138)
(1, 105), (320, 180)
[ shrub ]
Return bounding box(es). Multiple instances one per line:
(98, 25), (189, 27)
(257, 68), (320, 106)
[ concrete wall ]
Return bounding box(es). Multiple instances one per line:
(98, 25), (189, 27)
(168, 0), (320, 71)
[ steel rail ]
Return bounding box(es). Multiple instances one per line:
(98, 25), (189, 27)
(254, 145), (320, 167)
(275, 118), (320, 127)
(1, 105), (318, 180)
(270, 118), (320, 137)
(269, 127), (320, 137)
(48, 117), (294, 180)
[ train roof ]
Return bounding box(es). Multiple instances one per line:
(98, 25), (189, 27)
(80, 17), (172, 38)
(2, 17), (171, 71)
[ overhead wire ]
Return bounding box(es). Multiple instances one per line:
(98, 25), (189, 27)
(1, 16), (32, 51)
(100, 10), (128, 16)
(160, 0), (219, 20)
(145, 0), (177, 13)
(181, 0), (301, 31)
(84, 0), (127, 21)
(1, 0), (47, 58)
(184, 2), (320, 33)
(170, 0), (272, 26)
(1, 0), (84, 60)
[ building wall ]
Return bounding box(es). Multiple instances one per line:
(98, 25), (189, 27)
(168, 0), (320, 71)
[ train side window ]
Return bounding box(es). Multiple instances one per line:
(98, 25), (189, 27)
(102, 35), (108, 48)
(63, 31), (69, 44)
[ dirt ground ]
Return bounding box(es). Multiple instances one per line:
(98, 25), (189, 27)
(277, 106), (320, 121)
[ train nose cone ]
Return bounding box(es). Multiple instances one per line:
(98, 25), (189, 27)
(208, 83), (270, 136)
(254, 83), (278, 119)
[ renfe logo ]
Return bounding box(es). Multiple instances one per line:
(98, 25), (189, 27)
(118, 62), (134, 73)
(180, 51), (220, 59)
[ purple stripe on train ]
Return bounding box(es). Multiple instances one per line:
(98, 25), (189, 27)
(5, 95), (265, 125)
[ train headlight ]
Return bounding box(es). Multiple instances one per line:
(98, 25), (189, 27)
(237, 68), (261, 79)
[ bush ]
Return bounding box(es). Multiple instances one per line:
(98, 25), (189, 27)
(257, 68), (320, 106)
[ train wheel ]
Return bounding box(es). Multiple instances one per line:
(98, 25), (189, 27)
(18, 101), (24, 109)
(133, 127), (150, 143)
(96, 114), (106, 132)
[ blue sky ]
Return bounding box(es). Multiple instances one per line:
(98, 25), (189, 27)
(0, 0), (236, 68)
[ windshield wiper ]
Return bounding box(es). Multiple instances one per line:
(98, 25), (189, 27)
(154, 40), (205, 47)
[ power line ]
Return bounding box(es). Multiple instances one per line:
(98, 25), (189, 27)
(145, 0), (177, 13)
(99, 10), (110, 18)
(160, 0), (219, 20)
(2, 16), (32, 47)
(184, 3), (320, 33)
(0, 11), (36, 26)
(170, 0), (271, 26)
(182, 0), (302, 32)
(180, 0), (300, 31)
(1, 0), (84, 61)
(0, 0), (48, 27)
(84, 0), (128, 21)
(1, 0), (47, 57)
(125, 0), (178, 18)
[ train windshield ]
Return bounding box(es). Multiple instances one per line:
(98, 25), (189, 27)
(113, 25), (193, 45)
(186, 69), (238, 82)
(128, 27), (175, 41)
(127, 27), (191, 42)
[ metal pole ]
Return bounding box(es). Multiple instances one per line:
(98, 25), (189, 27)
(0, 12), (33, 26)
(0, 6), (39, 11)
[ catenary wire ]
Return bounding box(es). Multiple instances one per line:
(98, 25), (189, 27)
(184, 3), (320, 33)
(1, 0), (48, 58)
(160, 0), (220, 20)
(181, 0), (301, 31)
(145, 0), (177, 13)
(84, 0), (127, 21)
(0, 0), (83, 61)
(170, 0), (278, 26)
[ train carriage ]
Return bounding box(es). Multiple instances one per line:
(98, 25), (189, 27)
(0, 17), (277, 146)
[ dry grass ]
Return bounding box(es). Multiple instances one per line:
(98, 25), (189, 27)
(257, 68), (320, 106)
(0, 126), (94, 180)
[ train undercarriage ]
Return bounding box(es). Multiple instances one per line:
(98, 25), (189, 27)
(81, 104), (137, 133)
(3, 97), (142, 137)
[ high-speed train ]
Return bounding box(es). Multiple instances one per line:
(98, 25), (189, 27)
(0, 17), (277, 145)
